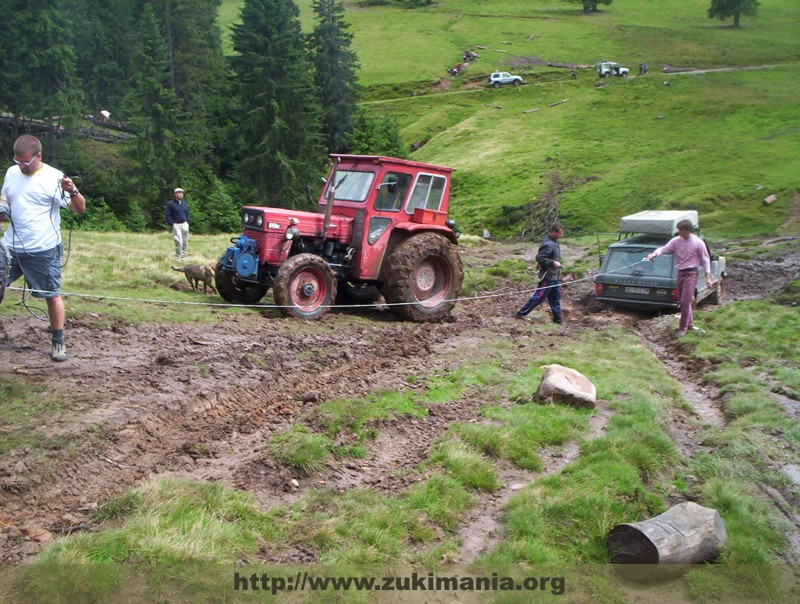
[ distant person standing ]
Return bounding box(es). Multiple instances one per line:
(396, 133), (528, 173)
(516, 223), (565, 324)
(570, 68), (577, 80)
(0, 134), (86, 361)
(165, 187), (189, 259)
(646, 219), (711, 336)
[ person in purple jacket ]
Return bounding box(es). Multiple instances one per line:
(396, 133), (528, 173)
(646, 219), (712, 336)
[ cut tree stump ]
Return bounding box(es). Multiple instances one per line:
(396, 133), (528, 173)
(607, 502), (727, 565)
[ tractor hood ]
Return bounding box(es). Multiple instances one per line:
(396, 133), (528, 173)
(241, 206), (354, 243)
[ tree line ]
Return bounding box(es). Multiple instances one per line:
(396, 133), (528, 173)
(0, 0), (403, 233)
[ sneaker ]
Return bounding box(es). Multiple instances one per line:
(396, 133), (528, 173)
(515, 312), (526, 319)
(52, 342), (67, 362)
(676, 330), (687, 338)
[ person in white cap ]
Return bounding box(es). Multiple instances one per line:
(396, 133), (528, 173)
(165, 187), (190, 259)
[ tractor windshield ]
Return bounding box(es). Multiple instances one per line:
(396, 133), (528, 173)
(325, 170), (375, 202)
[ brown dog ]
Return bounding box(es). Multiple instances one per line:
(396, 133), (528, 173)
(172, 264), (217, 295)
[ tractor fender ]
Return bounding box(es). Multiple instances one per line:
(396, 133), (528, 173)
(393, 222), (459, 244)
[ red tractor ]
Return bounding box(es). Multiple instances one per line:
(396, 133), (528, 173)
(215, 155), (463, 321)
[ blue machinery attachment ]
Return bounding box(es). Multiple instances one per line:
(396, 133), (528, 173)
(224, 235), (259, 279)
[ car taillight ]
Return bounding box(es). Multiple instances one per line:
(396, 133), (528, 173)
(595, 283), (603, 295)
(671, 289), (679, 301)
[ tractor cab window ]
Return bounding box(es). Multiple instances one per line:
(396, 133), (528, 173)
(406, 173), (446, 214)
(374, 172), (411, 211)
(324, 170), (374, 203)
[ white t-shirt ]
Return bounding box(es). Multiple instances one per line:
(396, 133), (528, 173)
(1, 163), (68, 253)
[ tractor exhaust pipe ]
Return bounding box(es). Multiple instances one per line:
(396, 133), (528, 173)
(322, 156), (340, 234)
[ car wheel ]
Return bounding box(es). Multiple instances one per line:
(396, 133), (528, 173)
(513, 80), (521, 86)
(492, 82), (500, 89)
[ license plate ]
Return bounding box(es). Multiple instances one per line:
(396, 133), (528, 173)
(625, 287), (650, 295)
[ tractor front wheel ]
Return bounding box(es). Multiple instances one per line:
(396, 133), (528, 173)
(215, 260), (269, 304)
(273, 254), (337, 319)
(383, 233), (463, 322)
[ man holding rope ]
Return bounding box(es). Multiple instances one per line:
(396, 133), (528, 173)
(0, 135), (86, 361)
(516, 223), (564, 324)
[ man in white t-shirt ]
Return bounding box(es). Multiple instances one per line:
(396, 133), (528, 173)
(0, 135), (86, 361)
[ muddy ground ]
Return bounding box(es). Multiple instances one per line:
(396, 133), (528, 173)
(0, 236), (798, 564)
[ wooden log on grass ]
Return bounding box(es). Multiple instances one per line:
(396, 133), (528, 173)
(607, 502), (727, 565)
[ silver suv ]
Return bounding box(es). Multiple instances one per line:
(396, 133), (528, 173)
(488, 71), (523, 88)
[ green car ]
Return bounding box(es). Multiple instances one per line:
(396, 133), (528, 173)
(594, 211), (726, 310)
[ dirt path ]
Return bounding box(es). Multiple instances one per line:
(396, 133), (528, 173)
(456, 399), (613, 563)
(1, 240), (797, 563)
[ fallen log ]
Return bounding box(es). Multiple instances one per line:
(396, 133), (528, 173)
(607, 502), (727, 565)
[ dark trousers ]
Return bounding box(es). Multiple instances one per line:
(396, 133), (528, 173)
(517, 279), (562, 323)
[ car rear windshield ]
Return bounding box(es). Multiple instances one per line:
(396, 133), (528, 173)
(604, 249), (674, 278)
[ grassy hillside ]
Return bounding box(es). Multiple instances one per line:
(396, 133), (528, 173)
(218, 1), (800, 237)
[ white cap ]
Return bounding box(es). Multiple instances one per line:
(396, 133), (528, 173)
(174, 188), (184, 193)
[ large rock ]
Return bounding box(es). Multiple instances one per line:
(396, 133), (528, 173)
(536, 364), (596, 408)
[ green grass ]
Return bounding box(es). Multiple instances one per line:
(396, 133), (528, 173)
(484, 329), (681, 566)
(667, 298), (799, 600)
(1, 230), (256, 324)
(37, 478), (276, 565)
(269, 424), (334, 475)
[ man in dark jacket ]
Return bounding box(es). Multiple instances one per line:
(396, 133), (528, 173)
(165, 187), (190, 259)
(516, 223), (564, 324)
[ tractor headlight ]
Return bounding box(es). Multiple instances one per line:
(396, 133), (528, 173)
(256, 215), (263, 226)
(285, 226), (300, 240)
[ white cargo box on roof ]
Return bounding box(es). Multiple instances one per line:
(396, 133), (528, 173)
(618, 210), (699, 236)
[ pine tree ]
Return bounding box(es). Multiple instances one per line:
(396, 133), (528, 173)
(231, 0), (327, 208)
(0, 0), (83, 133)
(121, 4), (183, 225)
(308, 0), (359, 153)
(156, 0), (231, 167)
(72, 0), (137, 115)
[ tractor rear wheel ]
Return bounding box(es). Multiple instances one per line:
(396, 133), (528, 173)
(215, 260), (268, 304)
(383, 233), (463, 322)
(273, 254), (337, 319)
